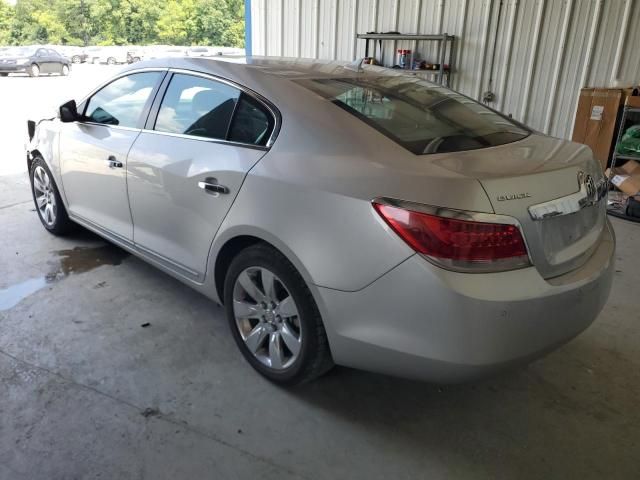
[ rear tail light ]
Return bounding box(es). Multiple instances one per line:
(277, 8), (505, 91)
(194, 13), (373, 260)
(373, 202), (530, 272)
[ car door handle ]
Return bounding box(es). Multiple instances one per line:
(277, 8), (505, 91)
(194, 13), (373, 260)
(107, 155), (123, 168)
(198, 178), (229, 195)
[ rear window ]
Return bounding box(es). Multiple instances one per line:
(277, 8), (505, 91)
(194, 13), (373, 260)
(296, 76), (529, 154)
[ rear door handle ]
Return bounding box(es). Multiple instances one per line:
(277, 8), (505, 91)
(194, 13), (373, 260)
(198, 178), (229, 195)
(107, 155), (123, 168)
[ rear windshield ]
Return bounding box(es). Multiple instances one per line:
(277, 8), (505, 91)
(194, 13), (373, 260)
(296, 76), (529, 155)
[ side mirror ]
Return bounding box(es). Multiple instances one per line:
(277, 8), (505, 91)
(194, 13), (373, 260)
(59, 100), (79, 123)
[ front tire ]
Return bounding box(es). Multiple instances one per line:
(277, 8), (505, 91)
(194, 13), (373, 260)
(28, 64), (40, 77)
(29, 156), (74, 235)
(224, 244), (333, 385)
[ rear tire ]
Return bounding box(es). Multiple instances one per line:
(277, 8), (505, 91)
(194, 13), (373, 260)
(224, 244), (333, 386)
(72, 55), (81, 64)
(28, 64), (40, 77)
(107, 57), (116, 65)
(29, 156), (75, 235)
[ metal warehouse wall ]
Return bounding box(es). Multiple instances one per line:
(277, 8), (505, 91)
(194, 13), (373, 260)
(248, 0), (640, 140)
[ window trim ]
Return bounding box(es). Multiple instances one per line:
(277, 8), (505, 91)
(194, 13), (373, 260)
(143, 68), (280, 150)
(76, 68), (169, 132)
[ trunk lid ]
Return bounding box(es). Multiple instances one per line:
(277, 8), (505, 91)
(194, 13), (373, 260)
(433, 134), (607, 278)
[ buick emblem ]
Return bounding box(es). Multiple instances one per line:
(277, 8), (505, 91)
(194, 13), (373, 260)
(578, 171), (598, 206)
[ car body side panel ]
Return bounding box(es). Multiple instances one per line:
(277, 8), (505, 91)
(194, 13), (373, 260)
(127, 132), (268, 279)
(214, 170), (416, 292)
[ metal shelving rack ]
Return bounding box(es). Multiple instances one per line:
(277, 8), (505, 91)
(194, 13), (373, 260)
(607, 102), (640, 221)
(355, 33), (455, 86)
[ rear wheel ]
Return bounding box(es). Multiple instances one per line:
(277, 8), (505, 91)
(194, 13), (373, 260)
(224, 244), (333, 385)
(29, 156), (74, 235)
(107, 57), (116, 65)
(61, 65), (70, 76)
(72, 55), (81, 64)
(29, 64), (40, 77)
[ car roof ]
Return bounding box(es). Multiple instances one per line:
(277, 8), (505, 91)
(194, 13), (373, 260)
(122, 56), (412, 82)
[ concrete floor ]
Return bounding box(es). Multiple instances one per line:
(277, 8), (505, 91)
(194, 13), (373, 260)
(1, 173), (639, 480)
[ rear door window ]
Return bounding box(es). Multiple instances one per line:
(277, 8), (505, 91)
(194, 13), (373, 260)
(228, 94), (274, 146)
(296, 76), (529, 155)
(155, 73), (240, 140)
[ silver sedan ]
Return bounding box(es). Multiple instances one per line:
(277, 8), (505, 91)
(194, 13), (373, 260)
(26, 57), (615, 385)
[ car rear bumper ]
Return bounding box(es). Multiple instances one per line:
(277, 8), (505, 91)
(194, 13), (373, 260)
(318, 219), (615, 383)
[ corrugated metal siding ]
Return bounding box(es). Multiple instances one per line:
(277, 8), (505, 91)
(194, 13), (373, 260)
(250, 0), (640, 140)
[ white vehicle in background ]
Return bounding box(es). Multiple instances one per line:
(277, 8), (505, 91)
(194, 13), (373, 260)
(126, 48), (145, 63)
(96, 46), (130, 65)
(186, 46), (214, 57)
(85, 47), (102, 64)
(143, 45), (186, 60)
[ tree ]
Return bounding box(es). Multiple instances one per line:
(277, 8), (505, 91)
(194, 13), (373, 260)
(1, 0), (245, 47)
(0, 1), (14, 45)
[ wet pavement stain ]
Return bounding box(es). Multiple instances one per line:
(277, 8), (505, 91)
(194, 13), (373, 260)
(0, 244), (130, 311)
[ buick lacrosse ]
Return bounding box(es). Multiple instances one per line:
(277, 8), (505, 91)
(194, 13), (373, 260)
(26, 57), (614, 385)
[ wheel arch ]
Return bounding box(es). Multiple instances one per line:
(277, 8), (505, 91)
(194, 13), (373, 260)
(209, 227), (320, 308)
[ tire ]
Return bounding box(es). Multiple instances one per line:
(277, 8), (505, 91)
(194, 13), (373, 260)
(29, 156), (75, 235)
(107, 57), (116, 65)
(224, 244), (333, 386)
(132, 57), (140, 63)
(0, 73), (7, 77)
(61, 65), (70, 76)
(72, 55), (81, 64)
(28, 64), (40, 77)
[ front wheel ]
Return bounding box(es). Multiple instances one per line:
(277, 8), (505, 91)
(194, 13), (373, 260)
(29, 64), (40, 77)
(30, 157), (75, 235)
(107, 57), (116, 65)
(224, 244), (333, 385)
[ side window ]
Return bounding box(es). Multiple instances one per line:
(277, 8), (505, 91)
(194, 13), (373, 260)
(85, 72), (161, 128)
(155, 74), (240, 140)
(36, 49), (46, 57)
(48, 49), (59, 57)
(228, 94), (274, 146)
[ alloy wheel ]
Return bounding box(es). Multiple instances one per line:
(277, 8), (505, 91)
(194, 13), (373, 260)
(33, 166), (57, 226)
(233, 267), (302, 370)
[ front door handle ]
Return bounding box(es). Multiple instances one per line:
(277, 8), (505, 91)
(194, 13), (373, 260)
(107, 155), (123, 168)
(198, 178), (229, 195)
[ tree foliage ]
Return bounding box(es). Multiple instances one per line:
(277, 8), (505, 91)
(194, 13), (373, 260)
(0, 0), (245, 47)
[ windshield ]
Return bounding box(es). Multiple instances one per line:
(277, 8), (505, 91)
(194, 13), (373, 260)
(1, 47), (37, 57)
(296, 76), (529, 155)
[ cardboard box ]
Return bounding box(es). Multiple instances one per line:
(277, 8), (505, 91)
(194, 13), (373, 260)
(606, 159), (640, 196)
(626, 95), (640, 109)
(572, 88), (626, 171)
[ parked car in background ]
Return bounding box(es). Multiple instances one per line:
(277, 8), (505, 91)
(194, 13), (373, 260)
(127, 48), (145, 63)
(26, 58), (614, 386)
(0, 46), (71, 77)
(85, 47), (102, 64)
(143, 45), (186, 59)
(60, 46), (89, 64)
(95, 46), (129, 65)
(186, 46), (215, 57)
